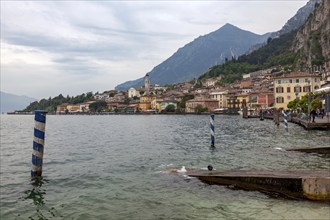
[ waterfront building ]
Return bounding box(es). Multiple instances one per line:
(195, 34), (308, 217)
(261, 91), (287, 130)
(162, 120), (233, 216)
(56, 103), (69, 113)
(209, 90), (228, 108)
(116, 104), (139, 113)
(139, 95), (152, 111)
(226, 90), (240, 110)
(273, 72), (321, 109)
(249, 90), (274, 109)
(236, 93), (250, 109)
(185, 97), (219, 113)
(56, 102), (94, 113)
(150, 96), (163, 112)
(107, 101), (124, 111)
(66, 104), (82, 113)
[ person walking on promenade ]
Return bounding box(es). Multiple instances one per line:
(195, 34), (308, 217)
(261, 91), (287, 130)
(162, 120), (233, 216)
(320, 109), (325, 119)
(310, 109), (317, 123)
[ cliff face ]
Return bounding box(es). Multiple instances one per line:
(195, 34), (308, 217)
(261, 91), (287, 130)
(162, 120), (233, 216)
(275, 0), (321, 37)
(292, 0), (330, 70)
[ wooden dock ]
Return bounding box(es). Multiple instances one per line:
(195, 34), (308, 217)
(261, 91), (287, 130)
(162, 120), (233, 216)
(186, 169), (330, 201)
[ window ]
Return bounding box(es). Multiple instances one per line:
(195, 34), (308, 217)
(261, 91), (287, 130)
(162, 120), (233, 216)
(276, 87), (283, 93)
(305, 78), (309, 83)
(303, 86), (310, 92)
(287, 87), (291, 93)
(294, 86), (301, 93)
(276, 97), (284, 103)
(277, 80), (281, 84)
(289, 79), (292, 83)
(296, 79), (299, 83)
(314, 86), (319, 90)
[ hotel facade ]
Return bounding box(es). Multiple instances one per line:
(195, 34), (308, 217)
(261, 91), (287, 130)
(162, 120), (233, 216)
(273, 72), (321, 109)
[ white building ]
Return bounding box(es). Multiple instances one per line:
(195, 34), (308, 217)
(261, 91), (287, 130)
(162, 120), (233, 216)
(128, 88), (141, 98)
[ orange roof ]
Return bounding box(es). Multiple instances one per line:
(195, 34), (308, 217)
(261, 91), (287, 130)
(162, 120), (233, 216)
(273, 72), (318, 79)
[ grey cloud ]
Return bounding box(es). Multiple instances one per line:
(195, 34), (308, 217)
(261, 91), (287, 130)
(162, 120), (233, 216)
(1, 0), (309, 99)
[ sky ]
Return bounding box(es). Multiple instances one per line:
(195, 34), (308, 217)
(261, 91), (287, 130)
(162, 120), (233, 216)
(1, 0), (309, 100)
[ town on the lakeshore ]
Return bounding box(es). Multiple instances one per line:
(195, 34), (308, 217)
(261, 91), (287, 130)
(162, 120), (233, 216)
(54, 66), (330, 115)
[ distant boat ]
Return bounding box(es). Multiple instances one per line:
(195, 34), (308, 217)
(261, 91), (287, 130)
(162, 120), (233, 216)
(214, 108), (228, 114)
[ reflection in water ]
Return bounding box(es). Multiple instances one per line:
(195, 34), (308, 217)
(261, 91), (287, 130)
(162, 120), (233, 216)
(24, 177), (56, 220)
(1, 115), (328, 219)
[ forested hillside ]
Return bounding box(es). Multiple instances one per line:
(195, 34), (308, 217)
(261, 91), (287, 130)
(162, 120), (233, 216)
(198, 31), (299, 84)
(23, 92), (94, 112)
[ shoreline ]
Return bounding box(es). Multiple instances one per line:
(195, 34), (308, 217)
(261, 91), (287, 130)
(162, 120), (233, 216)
(4, 111), (240, 116)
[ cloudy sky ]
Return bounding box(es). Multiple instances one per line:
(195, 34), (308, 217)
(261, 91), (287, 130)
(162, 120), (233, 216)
(1, 0), (309, 99)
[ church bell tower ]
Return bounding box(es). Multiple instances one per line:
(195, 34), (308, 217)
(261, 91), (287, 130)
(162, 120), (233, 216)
(144, 73), (150, 96)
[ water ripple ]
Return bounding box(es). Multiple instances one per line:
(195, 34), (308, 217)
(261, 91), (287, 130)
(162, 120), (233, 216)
(1, 115), (329, 219)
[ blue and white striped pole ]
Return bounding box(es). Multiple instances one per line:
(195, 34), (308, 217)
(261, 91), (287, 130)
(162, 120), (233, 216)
(31, 110), (47, 178)
(282, 110), (288, 131)
(210, 114), (215, 147)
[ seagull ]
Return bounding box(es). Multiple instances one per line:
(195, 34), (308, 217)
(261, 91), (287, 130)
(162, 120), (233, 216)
(177, 166), (187, 173)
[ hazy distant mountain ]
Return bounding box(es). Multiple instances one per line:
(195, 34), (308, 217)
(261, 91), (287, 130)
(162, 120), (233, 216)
(0, 91), (37, 113)
(116, 23), (270, 90)
(272, 0), (321, 37)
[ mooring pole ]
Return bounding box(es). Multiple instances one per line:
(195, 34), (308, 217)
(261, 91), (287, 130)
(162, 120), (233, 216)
(277, 108), (280, 127)
(31, 110), (47, 179)
(283, 110), (288, 131)
(210, 114), (215, 147)
(260, 109), (264, 121)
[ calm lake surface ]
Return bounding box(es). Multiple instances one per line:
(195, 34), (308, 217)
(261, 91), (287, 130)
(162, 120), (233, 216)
(0, 114), (329, 220)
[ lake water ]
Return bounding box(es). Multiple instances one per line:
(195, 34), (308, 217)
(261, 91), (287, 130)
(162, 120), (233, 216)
(0, 114), (329, 220)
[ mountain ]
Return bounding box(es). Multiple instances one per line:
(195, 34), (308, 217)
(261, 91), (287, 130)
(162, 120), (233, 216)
(0, 91), (37, 113)
(272, 0), (321, 37)
(292, 0), (330, 68)
(198, 0), (329, 84)
(116, 24), (270, 91)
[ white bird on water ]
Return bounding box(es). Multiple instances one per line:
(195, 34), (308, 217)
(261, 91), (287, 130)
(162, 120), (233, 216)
(177, 166), (187, 173)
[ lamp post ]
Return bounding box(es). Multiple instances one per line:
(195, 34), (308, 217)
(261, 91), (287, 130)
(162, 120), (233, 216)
(307, 80), (311, 117)
(295, 92), (299, 113)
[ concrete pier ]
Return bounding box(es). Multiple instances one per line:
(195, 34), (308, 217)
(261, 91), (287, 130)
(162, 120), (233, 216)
(291, 117), (330, 130)
(286, 146), (330, 154)
(187, 169), (330, 201)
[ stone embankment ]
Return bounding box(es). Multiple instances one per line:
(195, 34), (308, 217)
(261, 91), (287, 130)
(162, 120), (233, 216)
(186, 169), (330, 201)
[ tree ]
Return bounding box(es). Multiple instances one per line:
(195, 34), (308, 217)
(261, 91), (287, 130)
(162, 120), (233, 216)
(89, 101), (107, 112)
(287, 98), (299, 111)
(298, 94), (308, 112)
(23, 92), (95, 112)
(311, 98), (322, 110)
(163, 104), (176, 113)
(195, 105), (208, 113)
(178, 94), (194, 109)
